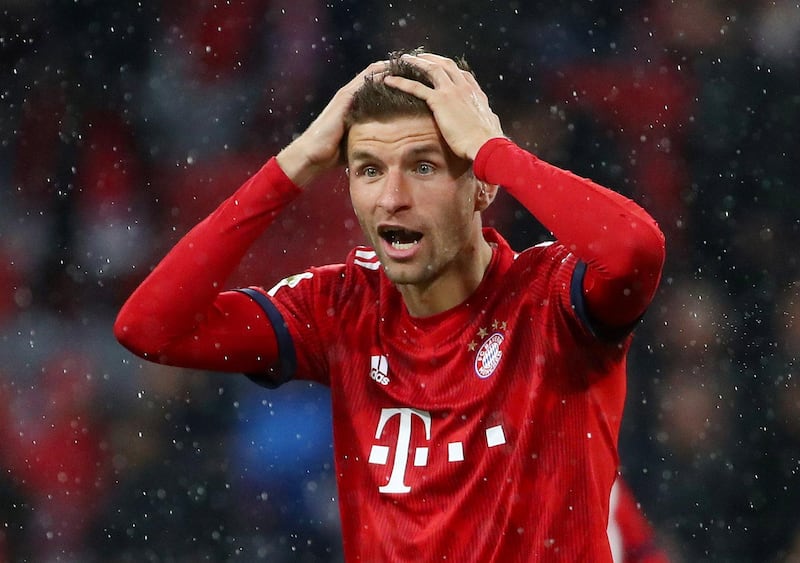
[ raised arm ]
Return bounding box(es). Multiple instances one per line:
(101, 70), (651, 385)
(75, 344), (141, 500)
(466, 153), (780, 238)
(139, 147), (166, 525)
(474, 138), (666, 331)
(113, 160), (298, 372)
(384, 52), (664, 331)
(114, 61), (389, 372)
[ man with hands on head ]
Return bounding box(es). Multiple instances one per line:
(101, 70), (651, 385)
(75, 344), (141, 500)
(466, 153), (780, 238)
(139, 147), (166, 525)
(115, 49), (665, 562)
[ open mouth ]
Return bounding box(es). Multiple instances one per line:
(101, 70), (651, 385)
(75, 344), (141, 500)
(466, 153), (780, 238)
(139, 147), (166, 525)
(378, 226), (423, 250)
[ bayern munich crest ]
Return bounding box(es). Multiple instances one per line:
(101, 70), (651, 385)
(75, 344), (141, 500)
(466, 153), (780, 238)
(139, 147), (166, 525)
(474, 332), (504, 378)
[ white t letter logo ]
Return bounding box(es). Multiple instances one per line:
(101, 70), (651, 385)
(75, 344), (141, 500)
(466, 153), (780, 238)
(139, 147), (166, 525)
(368, 408), (432, 494)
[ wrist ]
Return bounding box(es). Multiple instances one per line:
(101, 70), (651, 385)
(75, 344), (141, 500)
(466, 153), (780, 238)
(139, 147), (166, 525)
(473, 137), (517, 181)
(276, 142), (325, 188)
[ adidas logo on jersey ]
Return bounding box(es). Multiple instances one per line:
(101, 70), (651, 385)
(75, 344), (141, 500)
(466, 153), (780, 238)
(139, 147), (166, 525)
(370, 355), (390, 386)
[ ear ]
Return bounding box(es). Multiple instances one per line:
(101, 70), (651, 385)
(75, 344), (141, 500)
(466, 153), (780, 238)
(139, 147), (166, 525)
(474, 180), (499, 212)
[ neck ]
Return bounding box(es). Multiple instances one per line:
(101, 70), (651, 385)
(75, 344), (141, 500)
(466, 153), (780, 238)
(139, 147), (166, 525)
(399, 236), (494, 318)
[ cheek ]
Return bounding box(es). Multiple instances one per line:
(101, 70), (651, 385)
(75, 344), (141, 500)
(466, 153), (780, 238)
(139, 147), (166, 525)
(454, 191), (478, 222)
(348, 189), (374, 235)
(437, 200), (475, 242)
(348, 187), (367, 217)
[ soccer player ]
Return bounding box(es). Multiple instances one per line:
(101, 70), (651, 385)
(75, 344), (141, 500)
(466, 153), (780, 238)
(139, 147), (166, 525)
(115, 50), (666, 561)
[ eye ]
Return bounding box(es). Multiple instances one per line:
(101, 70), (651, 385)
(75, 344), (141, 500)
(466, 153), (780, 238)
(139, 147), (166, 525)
(358, 165), (380, 178)
(416, 162), (435, 175)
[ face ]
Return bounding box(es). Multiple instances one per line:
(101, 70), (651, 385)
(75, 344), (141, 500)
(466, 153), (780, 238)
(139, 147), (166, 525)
(347, 115), (484, 289)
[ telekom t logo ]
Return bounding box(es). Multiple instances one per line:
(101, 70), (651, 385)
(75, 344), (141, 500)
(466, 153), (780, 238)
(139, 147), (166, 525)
(367, 407), (508, 494)
(368, 407), (432, 494)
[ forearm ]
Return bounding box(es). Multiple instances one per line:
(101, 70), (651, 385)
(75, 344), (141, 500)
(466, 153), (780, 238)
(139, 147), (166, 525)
(114, 157), (300, 365)
(474, 138), (666, 327)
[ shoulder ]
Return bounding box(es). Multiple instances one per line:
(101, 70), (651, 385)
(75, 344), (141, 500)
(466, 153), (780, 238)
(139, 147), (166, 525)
(483, 228), (570, 266)
(349, 246), (382, 273)
(518, 239), (571, 260)
(266, 245), (382, 300)
(500, 238), (583, 323)
(481, 229), (577, 291)
(507, 239), (578, 279)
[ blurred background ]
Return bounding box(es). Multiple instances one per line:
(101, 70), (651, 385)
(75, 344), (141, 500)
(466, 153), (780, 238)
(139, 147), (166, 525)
(1, 0), (799, 561)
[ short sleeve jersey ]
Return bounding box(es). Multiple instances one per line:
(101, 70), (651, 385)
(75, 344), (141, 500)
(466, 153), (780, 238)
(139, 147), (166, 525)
(258, 228), (629, 562)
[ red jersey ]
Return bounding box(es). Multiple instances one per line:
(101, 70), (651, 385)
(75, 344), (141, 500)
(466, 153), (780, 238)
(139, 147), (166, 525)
(608, 478), (670, 563)
(259, 228), (628, 561)
(115, 138), (665, 562)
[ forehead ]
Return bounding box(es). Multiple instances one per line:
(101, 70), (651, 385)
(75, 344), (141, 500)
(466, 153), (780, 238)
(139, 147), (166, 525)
(346, 115), (447, 161)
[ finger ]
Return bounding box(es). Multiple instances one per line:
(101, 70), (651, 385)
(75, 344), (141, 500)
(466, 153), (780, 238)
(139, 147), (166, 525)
(358, 61), (390, 83)
(462, 70), (481, 89)
(363, 60), (390, 77)
(415, 53), (479, 90)
(462, 71), (489, 102)
(410, 52), (460, 69)
(337, 61), (390, 98)
(402, 53), (466, 84)
(382, 74), (433, 100)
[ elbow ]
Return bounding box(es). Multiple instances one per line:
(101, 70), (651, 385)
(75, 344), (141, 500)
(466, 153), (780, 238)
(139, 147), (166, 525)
(613, 204), (667, 283)
(641, 223), (666, 284)
(113, 307), (163, 361)
(596, 222), (665, 291)
(113, 311), (134, 351)
(582, 220), (666, 328)
(618, 224), (666, 299)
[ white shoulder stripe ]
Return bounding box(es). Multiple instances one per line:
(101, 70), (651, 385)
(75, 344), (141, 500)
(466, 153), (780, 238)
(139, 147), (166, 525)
(354, 259), (381, 270)
(355, 248), (377, 260)
(354, 247), (381, 270)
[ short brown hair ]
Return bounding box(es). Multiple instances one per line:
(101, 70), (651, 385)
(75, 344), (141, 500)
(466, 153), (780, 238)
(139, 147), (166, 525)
(341, 48), (472, 160)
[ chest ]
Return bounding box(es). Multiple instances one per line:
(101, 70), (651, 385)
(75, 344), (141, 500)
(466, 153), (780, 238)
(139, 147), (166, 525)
(332, 297), (553, 407)
(325, 299), (571, 468)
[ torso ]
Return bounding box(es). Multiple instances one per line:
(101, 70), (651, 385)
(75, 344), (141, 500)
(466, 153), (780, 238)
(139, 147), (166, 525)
(268, 230), (628, 562)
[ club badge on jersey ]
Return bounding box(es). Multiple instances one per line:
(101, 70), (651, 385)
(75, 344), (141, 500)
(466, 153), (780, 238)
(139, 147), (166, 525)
(467, 319), (508, 379)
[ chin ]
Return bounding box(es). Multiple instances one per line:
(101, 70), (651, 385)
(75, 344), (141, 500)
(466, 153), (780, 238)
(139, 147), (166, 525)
(383, 267), (412, 285)
(383, 264), (423, 286)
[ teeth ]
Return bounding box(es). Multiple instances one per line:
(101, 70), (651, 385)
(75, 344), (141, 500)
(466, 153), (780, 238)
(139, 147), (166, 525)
(391, 240), (419, 250)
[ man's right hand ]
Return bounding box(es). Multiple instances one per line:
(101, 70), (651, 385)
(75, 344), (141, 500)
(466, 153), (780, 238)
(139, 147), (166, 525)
(276, 60), (387, 187)
(382, 53), (504, 162)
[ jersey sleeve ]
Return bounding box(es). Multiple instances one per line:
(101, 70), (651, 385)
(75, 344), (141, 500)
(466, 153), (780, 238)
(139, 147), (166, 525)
(473, 138), (666, 336)
(114, 157), (302, 374)
(239, 264), (341, 387)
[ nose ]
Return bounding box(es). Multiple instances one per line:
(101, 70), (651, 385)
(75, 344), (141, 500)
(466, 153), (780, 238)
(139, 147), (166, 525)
(376, 168), (412, 214)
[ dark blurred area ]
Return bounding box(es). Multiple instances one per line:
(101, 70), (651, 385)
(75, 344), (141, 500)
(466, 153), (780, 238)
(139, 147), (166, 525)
(0, 1), (798, 561)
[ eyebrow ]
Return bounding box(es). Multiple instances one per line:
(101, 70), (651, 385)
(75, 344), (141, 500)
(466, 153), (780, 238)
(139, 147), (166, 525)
(348, 149), (378, 163)
(407, 143), (443, 157)
(349, 143), (444, 163)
